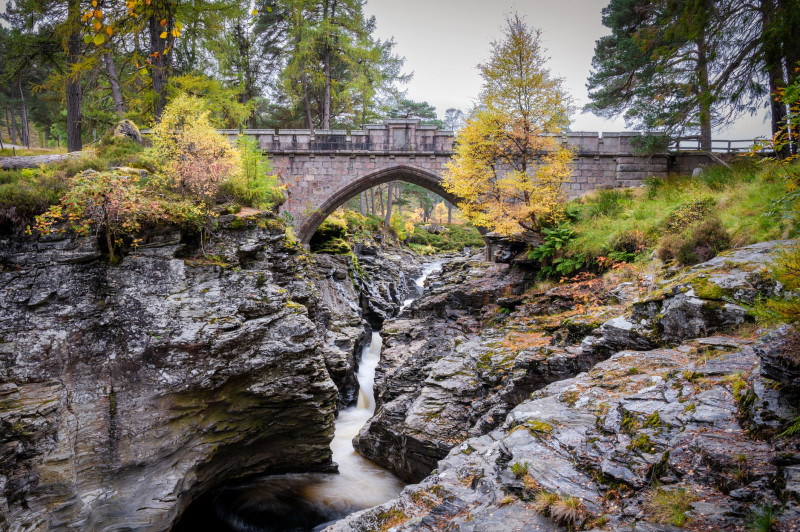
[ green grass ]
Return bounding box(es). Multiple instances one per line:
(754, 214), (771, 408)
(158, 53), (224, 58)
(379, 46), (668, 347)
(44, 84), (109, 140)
(0, 167), (67, 233)
(0, 147), (66, 156)
(646, 487), (697, 527)
(0, 154), (109, 234)
(745, 504), (779, 532)
(567, 160), (797, 264)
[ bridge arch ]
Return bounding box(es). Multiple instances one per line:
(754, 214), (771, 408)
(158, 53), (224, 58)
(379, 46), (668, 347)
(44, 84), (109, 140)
(295, 164), (462, 245)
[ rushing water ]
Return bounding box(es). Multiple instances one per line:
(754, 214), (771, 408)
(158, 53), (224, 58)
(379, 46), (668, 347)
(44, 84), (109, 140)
(401, 261), (443, 311)
(175, 262), (442, 532)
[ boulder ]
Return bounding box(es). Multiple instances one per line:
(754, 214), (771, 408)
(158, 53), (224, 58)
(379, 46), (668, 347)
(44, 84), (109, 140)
(112, 118), (143, 143)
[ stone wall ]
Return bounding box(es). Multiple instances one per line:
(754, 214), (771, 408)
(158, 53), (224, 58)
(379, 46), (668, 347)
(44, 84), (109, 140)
(218, 121), (711, 243)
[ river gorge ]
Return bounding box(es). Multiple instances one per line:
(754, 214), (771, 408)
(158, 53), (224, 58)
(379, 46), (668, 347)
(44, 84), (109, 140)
(1, 213), (799, 531)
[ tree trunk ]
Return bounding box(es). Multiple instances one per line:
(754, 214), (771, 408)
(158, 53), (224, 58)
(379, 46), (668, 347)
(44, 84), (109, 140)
(104, 52), (125, 115)
(17, 78), (30, 147)
(696, 33), (712, 152)
(447, 201), (452, 224)
(321, 0), (337, 130)
(360, 192), (366, 215)
(4, 107), (11, 142)
(149, 11), (170, 123)
(302, 78), (315, 132)
(323, 49), (331, 130)
(778, 0), (800, 153)
(9, 106), (18, 145)
(370, 188), (375, 215)
(779, 0), (800, 85)
(384, 182), (394, 227)
(762, 0), (791, 158)
(66, 0), (82, 152)
(105, 225), (116, 262)
(396, 186), (402, 214)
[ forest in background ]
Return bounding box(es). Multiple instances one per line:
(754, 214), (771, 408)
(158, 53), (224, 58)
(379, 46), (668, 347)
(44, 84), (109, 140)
(0, 0), (467, 152)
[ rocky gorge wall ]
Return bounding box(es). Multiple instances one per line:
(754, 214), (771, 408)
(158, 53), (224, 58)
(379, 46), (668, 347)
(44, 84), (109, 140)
(337, 241), (800, 531)
(0, 215), (419, 531)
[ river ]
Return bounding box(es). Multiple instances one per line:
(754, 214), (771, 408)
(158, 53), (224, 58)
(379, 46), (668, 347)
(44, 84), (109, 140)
(174, 261), (443, 532)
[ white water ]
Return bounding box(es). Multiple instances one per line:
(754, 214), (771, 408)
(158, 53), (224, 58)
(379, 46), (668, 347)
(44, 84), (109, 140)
(400, 260), (443, 311)
(298, 332), (404, 517)
(203, 263), (441, 531)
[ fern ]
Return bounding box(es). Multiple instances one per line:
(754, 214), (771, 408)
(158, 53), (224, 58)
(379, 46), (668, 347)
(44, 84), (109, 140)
(779, 416), (800, 437)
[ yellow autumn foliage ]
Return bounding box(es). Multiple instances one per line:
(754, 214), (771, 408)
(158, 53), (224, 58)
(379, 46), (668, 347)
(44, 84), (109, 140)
(443, 14), (574, 236)
(151, 94), (241, 203)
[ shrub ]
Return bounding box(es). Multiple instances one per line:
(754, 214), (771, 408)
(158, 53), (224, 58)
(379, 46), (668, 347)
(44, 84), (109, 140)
(663, 197), (716, 232)
(0, 168), (67, 234)
(532, 491), (560, 515)
(218, 135), (285, 210)
(510, 461), (529, 478)
(610, 229), (649, 255)
(657, 215), (731, 265)
(31, 170), (163, 261)
(309, 214), (350, 254)
(151, 94), (240, 203)
(96, 135), (145, 167)
(550, 496), (585, 527)
(528, 224), (589, 279)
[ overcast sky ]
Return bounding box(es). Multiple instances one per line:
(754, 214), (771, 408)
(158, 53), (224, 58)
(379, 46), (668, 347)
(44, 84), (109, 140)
(0, 0), (772, 139)
(363, 0), (771, 140)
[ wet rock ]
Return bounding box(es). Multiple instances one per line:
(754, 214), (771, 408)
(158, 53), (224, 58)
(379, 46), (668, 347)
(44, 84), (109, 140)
(754, 324), (800, 396)
(337, 341), (800, 531)
(338, 240), (799, 531)
(0, 222), (340, 530)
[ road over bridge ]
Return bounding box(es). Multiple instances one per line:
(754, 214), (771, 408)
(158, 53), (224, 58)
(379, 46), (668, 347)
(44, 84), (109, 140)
(220, 119), (716, 245)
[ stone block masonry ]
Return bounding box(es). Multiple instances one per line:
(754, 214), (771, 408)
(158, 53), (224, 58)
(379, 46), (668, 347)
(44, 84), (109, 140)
(219, 120), (713, 244)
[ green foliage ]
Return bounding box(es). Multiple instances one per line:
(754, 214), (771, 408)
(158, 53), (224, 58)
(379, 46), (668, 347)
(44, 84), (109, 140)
(510, 461), (529, 478)
(407, 223), (484, 253)
(657, 215), (731, 266)
(753, 243), (800, 325)
(745, 504), (780, 532)
(31, 170), (163, 261)
(585, 188), (632, 219)
(218, 136), (285, 210)
(663, 197), (716, 233)
(96, 136), (146, 167)
(168, 74), (254, 128)
(780, 416), (800, 438)
(150, 94), (241, 203)
(630, 135), (672, 156)
(586, 0), (768, 146)
(646, 487), (697, 527)
(0, 168), (67, 234)
(565, 162), (793, 266)
(528, 224), (588, 279)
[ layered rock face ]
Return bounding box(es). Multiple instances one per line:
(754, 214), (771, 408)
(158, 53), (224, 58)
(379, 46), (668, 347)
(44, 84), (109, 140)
(339, 240), (800, 530)
(0, 218), (344, 531)
(309, 247), (420, 410)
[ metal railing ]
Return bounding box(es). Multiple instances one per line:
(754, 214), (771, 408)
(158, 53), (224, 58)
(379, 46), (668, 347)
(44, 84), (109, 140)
(669, 136), (771, 154)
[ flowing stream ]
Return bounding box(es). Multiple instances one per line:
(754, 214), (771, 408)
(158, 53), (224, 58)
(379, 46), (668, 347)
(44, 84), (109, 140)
(174, 261), (443, 532)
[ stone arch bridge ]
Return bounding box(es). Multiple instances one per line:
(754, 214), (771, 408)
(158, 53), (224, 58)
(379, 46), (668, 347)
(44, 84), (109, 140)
(220, 119), (712, 245)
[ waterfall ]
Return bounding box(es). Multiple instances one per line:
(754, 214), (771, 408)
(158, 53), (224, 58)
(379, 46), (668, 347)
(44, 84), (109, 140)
(174, 262), (441, 532)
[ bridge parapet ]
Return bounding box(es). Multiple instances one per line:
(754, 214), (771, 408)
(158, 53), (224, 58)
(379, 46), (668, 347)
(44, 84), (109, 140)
(217, 119), (455, 154)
